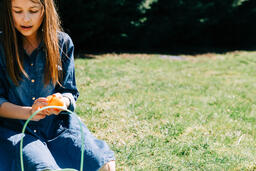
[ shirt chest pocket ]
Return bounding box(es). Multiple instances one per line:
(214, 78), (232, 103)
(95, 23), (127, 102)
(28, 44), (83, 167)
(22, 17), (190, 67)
(36, 60), (45, 72)
(36, 63), (63, 74)
(34, 51), (46, 72)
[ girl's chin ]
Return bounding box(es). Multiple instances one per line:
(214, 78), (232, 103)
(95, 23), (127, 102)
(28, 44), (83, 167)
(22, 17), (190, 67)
(20, 33), (33, 38)
(18, 30), (37, 38)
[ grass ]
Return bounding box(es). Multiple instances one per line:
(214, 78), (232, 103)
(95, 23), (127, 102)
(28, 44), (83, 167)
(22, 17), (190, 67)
(74, 51), (256, 170)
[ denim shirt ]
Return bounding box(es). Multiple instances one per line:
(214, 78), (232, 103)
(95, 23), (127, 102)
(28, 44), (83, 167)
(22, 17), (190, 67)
(0, 32), (79, 132)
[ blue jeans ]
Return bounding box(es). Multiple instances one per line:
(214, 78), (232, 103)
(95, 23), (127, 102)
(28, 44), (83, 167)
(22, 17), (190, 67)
(0, 113), (115, 171)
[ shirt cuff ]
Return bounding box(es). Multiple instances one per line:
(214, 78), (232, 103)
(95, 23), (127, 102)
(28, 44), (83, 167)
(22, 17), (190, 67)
(0, 97), (8, 107)
(62, 93), (76, 112)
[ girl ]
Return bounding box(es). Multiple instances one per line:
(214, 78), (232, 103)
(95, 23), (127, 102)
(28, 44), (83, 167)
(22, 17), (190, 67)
(0, 0), (115, 170)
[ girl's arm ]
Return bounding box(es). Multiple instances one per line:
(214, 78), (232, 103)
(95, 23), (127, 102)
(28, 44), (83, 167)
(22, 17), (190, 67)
(0, 102), (31, 120)
(0, 102), (46, 121)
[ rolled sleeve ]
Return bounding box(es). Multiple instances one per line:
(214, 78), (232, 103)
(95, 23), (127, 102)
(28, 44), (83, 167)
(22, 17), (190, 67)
(0, 98), (8, 107)
(62, 93), (76, 112)
(0, 49), (8, 106)
(0, 68), (8, 106)
(55, 33), (79, 112)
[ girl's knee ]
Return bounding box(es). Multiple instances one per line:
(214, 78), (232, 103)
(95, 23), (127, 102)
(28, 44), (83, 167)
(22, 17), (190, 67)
(99, 160), (115, 171)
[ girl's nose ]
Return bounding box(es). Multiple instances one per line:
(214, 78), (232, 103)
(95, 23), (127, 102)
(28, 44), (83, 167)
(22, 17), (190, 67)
(23, 13), (31, 23)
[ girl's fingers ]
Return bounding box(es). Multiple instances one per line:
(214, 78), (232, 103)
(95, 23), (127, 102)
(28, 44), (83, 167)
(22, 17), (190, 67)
(32, 114), (46, 121)
(33, 94), (66, 116)
(47, 93), (66, 115)
(47, 108), (60, 115)
(53, 93), (65, 103)
(31, 97), (59, 121)
(40, 109), (59, 116)
(34, 100), (48, 107)
(34, 97), (48, 104)
(40, 109), (49, 115)
(32, 101), (48, 115)
(34, 99), (48, 105)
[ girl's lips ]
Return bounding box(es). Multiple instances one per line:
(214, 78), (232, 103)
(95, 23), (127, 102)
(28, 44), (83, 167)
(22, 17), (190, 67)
(21, 26), (33, 30)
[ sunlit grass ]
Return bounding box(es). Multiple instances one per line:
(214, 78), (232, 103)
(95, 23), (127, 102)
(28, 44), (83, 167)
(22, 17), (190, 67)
(75, 51), (256, 170)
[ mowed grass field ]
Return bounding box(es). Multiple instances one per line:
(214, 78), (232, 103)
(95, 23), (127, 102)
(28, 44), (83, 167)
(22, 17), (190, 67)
(74, 52), (256, 170)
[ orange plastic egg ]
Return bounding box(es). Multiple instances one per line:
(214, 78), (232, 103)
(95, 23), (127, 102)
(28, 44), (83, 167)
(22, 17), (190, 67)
(35, 94), (65, 112)
(46, 94), (65, 107)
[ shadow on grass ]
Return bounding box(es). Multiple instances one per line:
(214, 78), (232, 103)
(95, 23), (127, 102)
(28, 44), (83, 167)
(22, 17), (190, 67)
(76, 53), (97, 59)
(75, 45), (256, 59)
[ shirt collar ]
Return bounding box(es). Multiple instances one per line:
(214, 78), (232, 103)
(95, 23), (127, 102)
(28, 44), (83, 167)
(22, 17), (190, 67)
(38, 39), (45, 50)
(22, 40), (45, 57)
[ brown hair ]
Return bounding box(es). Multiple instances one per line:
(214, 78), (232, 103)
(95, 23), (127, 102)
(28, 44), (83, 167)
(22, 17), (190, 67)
(2, 0), (62, 86)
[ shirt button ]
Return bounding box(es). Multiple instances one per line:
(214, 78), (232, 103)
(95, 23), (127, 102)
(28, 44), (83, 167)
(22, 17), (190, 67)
(31, 63), (34, 66)
(32, 97), (35, 100)
(34, 130), (37, 133)
(31, 79), (35, 83)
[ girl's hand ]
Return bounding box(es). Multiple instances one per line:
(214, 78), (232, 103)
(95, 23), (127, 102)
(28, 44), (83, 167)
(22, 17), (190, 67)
(31, 98), (48, 121)
(31, 93), (67, 119)
(44, 93), (67, 115)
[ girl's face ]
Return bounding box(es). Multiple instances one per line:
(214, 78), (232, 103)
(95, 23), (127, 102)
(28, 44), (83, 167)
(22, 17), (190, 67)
(11, 0), (44, 40)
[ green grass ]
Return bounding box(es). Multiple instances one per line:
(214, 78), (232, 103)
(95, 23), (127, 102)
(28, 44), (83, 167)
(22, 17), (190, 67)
(74, 52), (256, 170)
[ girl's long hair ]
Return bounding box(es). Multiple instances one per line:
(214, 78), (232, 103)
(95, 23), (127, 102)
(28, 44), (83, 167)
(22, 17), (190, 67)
(2, 0), (62, 86)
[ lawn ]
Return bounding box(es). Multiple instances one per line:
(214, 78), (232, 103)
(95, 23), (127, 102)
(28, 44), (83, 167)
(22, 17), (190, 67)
(74, 51), (256, 170)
